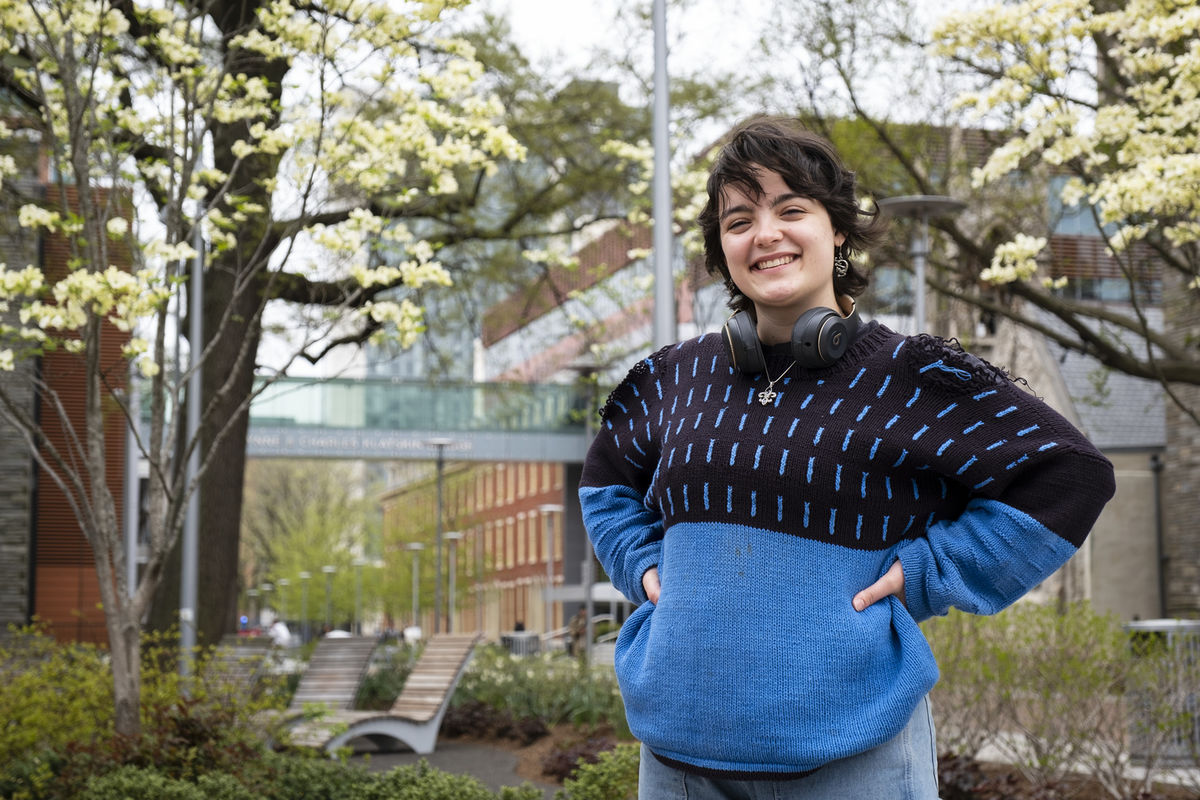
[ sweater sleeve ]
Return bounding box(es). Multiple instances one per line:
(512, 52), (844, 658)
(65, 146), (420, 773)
(578, 349), (670, 606)
(893, 340), (1116, 621)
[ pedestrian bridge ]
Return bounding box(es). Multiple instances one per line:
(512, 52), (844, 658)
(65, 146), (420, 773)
(246, 376), (595, 462)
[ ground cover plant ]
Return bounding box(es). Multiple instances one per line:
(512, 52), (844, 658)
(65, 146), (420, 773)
(924, 602), (1200, 799)
(8, 605), (1200, 800)
(448, 645), (628, 738)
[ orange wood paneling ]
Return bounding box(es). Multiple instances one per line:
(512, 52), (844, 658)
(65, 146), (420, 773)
(31, 184), (132, 645)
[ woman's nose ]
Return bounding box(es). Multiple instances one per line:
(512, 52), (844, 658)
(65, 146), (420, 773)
(754, 221), (782, 247)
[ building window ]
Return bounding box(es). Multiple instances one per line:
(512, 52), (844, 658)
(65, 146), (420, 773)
(516, 513), (526, 565)
(530, 513), (540, 563)
(1049, 235), (1162, 306)
(553, 514), (562, 563)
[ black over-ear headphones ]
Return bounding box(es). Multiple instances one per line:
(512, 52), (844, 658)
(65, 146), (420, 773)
(723, 300), (860, 373)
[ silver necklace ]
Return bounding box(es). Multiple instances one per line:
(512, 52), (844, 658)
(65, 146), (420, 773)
(757, 360), (796, 406)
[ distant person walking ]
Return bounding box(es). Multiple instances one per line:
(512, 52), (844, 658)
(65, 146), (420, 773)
(579, 116), (1116, 798)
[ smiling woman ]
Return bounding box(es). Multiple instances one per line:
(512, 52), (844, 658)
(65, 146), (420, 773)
(578, 116), (1116, 799)
(716, 172), (846, 343)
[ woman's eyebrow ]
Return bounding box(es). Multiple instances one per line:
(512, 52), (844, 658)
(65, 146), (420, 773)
(719, 203), (753, 222)
(770, 192), (809, 207)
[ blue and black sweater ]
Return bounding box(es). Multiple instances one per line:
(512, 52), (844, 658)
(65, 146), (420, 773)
(578, 321), (1115, 779)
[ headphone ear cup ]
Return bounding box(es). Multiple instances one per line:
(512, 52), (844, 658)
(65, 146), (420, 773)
(724, 311), (766, 374)
(792, 307), (855, 368)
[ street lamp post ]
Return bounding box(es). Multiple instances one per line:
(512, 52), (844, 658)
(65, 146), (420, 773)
(876, 195), (967, 335)
(299, 571), (311, 642)
(352, 556), (366, 636)
(277, 578), (289, 624)
(246, 588), (259, 628)
(260, 583), (273, 622)
(425, 437), (455, 634)
(538, 503), (564, 634)
(322, 564), (336, 632)
(445, 531), (463, 633)
(652, 0), (675, 349)
(569, 356), (602, 664)
(406, 543), (424, 632)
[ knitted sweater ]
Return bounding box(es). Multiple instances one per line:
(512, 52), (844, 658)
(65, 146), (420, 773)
(578, 322), (1115, 779)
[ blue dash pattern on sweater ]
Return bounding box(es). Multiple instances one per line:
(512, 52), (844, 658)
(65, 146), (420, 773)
(578, 322), (1115, 778)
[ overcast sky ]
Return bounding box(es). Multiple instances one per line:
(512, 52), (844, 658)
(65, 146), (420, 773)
(479, 0), (772, 74)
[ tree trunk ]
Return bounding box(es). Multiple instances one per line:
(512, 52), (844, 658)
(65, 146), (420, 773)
(146, 18), (286, 642)
(145, 257), (264, 645)
(108, 610), (142, 737)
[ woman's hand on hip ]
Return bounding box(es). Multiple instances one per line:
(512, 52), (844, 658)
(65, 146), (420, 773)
(853, 559), (905, 612)
(642, 566), (661, 605)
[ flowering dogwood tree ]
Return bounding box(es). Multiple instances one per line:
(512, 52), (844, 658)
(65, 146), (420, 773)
(0, 0), (523, 736)
(933, 0), (1200, 387)
(752, 0), (1200, 397)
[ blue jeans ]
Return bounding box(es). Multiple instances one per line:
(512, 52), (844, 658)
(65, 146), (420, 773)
(637, 695), (938, 800)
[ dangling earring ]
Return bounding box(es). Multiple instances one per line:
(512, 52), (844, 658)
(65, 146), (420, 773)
(834, 245), (850, 278)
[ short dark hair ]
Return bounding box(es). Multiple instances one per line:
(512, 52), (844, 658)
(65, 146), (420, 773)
(697, 115), (885, 315)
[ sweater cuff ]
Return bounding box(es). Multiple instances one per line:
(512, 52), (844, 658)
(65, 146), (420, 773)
(626, 544), (663, 606)
(896, 538), (941, 623)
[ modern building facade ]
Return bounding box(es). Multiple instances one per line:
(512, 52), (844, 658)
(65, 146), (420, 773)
(0, 154), (131, 643)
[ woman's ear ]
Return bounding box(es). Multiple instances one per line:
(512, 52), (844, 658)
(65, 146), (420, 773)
(835, 231), (847, 248)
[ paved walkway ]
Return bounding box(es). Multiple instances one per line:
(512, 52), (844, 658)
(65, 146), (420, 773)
(350, 738), (559, 799)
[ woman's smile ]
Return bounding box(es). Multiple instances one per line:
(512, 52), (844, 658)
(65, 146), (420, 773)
(719, 168), (845, 343)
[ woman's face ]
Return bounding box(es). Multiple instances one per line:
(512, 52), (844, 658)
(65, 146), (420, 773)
(719, 169), (844, 330)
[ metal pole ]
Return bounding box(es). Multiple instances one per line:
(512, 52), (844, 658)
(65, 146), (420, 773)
(124, 377), (140, 598)
(475, 532), (484, 633)
(875, 196), (964, 337)
(545, 515), (554, 632)
(180, 214), (203, 678)
(435, 447), (444, 634)
(584, 555), (595, 664)
(407, 543), (423, 632)
(652, 0), (675, 349)
(353, 558), (365, 636)
(912, 212), (929, 334)
(322, 565), (335, 631)
(426, 438), (453, 634)
(538, 504), (564, 634)
(446, 532), (462, 633)
(299, 572), (310, 642)
(277, 578), (289, 624)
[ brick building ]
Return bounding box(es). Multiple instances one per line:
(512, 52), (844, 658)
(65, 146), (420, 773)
(0, 146), (131, 643)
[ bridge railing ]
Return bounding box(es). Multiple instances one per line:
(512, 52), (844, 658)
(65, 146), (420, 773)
(250, 377), (593, 434)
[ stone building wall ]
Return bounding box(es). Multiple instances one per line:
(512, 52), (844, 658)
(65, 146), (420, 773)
(1162, 267), (1200, 617)
(0, 143), (41, 632)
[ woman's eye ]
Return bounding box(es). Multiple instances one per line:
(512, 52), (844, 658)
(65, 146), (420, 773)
(725, 219), (748, 232)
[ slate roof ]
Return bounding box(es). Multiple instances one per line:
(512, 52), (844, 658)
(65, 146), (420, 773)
(1039, 309), (1165, 451)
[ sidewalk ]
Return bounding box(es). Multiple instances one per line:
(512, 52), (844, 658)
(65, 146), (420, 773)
(350, 738), (560, 799)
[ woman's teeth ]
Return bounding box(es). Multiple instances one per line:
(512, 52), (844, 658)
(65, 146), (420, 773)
(756, 255), (794, 270)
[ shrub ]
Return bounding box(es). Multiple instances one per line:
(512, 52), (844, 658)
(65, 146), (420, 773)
(553, 742), (639, 800)
(540, 734), (618, 782)
(442, 700), (548, 745)
(356, 645), (415, 710)
(923, 601), (1191, 799)
(238, 751), (376, 800)
(0, 626), (115, 770)
(353, 760), (542, 800)
(78, 765), (256, 800)
(453, 645), (627, 733)
(0, 627), (286, 798)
